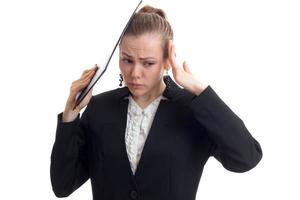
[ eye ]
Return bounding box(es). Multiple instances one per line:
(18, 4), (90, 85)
(122, 58), (133, 64)
(144, 62), (155, 67)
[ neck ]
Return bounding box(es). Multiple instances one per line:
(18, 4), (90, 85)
(132, 80), (166, 109)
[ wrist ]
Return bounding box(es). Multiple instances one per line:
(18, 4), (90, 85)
(191, 81), (208, 96)
(62, 110), (79, 123)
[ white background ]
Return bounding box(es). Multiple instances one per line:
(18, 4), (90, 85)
(0, 0), (299, 199)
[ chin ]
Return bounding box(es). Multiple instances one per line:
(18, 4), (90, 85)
(128, 87), (147, 97)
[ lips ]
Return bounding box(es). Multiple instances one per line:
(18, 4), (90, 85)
(129, 83), (144, 86)
(129, 83), (145, 89)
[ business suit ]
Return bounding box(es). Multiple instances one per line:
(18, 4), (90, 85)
(50, 75), (262, 200)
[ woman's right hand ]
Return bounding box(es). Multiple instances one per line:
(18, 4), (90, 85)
(62, 64), (99, 122)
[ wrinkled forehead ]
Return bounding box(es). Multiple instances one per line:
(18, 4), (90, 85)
(119, 34), (163, 58)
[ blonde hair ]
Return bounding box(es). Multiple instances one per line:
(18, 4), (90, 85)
(121, 5), (174, 59)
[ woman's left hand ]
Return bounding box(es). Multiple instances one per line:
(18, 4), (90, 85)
(167, 40), (208, 96)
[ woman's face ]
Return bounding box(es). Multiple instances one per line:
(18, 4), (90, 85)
(119, 33), (168, 98)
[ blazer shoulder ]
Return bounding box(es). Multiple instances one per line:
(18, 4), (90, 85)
(92, 87), (129, 103)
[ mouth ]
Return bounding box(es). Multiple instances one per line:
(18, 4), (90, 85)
(129, 83), (145, 88)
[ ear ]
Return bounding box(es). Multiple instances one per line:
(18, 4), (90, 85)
(163, 58), (171, 71)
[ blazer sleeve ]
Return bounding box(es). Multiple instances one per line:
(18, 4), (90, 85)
(188, 86), (263, 172)
(50, 96), (94, 197)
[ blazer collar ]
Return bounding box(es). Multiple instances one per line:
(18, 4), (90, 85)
(117, 75), (182, 101)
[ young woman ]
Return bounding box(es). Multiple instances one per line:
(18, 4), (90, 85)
(50, 5), (263, 200)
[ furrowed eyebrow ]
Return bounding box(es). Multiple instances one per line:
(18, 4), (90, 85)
(122, 52), (132, 58)
(121, 52), (156, 60)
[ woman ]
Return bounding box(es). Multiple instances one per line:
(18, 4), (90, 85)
(50, 5), (263, 200)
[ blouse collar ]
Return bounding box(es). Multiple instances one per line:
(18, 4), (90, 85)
(126, 94), (163, 118)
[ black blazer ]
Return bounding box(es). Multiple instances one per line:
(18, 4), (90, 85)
(50, 75), (262, 200)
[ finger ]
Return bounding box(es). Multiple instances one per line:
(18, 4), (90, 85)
(79, 72), (95, 85)
(86, 88), (93, 100)
(69, 65), (97, 105)
(72, 79), (90, 92)
(73, 72), (93, 86)
(80, 70), (93, 79)
(81, 69), (92, 77)
(87, 87), (93, 96)
(78, 68), (97, 81)
(78, 88), (93, 108)
(71, 74), (94, 93)
(70, 82), (89, 97)
(80, 64), (98, 77)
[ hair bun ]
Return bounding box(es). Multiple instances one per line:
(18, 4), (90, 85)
(138, 5), (166, 19)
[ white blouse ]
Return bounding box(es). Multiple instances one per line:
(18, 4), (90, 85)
(124, 94), (167, 175)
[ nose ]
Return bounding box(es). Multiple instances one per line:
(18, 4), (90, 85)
(130, 64), (142, 79)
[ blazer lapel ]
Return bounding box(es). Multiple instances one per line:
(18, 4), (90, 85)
(133, 99), (174, 180)
(118, 98), (135, 180)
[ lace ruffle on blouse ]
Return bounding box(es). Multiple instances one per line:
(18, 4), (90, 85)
(124, 94), (167, 175)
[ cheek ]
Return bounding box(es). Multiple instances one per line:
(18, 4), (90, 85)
(154, 64), (165, 73)
(119, 61), (127, 73)
(119, 64), (132, 82)
(147, 66), (165, 79)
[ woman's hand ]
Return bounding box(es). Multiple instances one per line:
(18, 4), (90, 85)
(62, 64), (98, 122)
(167, 40), (207, 96)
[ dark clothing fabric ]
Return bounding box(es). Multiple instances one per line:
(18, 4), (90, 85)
(50, 75), (262, 200)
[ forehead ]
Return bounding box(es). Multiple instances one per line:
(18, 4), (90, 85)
(120, 33), (162, 56)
